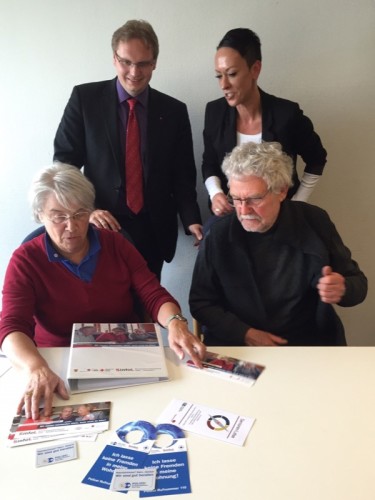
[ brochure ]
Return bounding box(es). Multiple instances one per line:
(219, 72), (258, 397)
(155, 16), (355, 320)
(157, 399), (255, 446)
(67, 323), (169, 393)
(186, 350), (265, 385)
(7, 401), (111, 447)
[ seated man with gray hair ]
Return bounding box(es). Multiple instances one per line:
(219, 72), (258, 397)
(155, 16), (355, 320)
(189, 141), (367, 346)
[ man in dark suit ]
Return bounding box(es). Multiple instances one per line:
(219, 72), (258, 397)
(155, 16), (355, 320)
(54, 20), (202, 278)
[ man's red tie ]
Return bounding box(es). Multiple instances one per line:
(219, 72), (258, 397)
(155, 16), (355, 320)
(125, 98), (144, 214)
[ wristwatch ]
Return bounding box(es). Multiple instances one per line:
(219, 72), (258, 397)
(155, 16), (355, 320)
(165, 313), (188, 328)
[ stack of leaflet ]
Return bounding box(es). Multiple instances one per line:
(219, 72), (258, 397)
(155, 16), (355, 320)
(7, 401), (111, 447)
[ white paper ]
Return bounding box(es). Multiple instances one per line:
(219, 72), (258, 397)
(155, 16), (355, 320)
(36, 441), (78, 467)
(157, 399), (255, 446)
(110, 468), (157, 491)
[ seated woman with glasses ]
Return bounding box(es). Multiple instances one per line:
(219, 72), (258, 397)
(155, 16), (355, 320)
(0, 163), (205, 420)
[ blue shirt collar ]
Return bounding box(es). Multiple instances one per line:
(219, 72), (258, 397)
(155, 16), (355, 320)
(45, 225), (101, 263)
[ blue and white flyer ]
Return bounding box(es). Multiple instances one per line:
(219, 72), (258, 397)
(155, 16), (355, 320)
(140, 424), (191, 497)
(82, 420), (156, 491)
(157, 399), (255, 446)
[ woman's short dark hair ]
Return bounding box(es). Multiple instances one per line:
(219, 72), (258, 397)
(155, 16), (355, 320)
(217, 28), (262, 67)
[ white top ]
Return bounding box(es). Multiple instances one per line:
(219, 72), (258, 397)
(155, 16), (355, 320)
(205, 132), (262, 200)
(205, 131), (321, 202)
(236, 131), (262, 145)
(1, 346), (375, 500)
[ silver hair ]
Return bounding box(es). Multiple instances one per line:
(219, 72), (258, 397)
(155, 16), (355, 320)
(29, 163), (95, 223)
(222, 141), (293, 193)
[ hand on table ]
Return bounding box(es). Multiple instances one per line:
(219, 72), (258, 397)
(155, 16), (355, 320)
(19, 364), (69, 420)
(244, 328), (288, 346)
(167, 320), (206, 368)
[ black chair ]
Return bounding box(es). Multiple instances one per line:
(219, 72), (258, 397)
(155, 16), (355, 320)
(22, 226), (45, 244)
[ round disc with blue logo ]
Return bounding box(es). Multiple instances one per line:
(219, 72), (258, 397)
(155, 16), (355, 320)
(116, 420), (157, 443)
(154, 423), (185, 447)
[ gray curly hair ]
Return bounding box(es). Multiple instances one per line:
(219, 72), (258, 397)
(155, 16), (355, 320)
(222, 141), (293, 193)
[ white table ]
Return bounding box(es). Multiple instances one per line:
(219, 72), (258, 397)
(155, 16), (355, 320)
(1, 347), (375, 500)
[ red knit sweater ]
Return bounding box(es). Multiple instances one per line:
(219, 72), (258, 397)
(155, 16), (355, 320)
(0, 230), (177, 347)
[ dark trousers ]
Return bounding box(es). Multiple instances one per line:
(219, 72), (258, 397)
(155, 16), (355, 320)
(116, 212), (164, 281)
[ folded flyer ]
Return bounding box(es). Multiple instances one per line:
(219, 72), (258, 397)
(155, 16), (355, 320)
(186, 350), (265, 385)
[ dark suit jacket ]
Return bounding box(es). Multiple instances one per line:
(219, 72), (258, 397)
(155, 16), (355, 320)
(202, 88), (327, 198)
(54, 78), (201, 263)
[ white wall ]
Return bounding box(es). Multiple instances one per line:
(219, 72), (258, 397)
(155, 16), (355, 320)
(1, 0), (374, 344)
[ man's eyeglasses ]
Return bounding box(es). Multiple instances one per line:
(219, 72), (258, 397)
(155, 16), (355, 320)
(227, 190), (270, 208)
(114, 52), (155, 70)
(44, 211), (90, 225)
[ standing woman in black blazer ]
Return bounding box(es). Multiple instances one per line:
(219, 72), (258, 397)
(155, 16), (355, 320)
(202, 28), (327, 217)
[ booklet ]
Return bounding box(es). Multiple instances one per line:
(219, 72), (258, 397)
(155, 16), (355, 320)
(67, 323), (169, 393)
(7, 401), (111, 447)
(185, 350), (265, 385)
(157, 399), (255, 447)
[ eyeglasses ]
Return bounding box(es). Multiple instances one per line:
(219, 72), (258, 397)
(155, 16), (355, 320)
(44, 211), (90, 225)
(227, 190), (270, 207)
(114, 52), (155, 70)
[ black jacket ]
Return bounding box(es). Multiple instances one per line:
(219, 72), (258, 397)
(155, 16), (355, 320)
(54, 79), (201, 262)
(190, 201), (367, 346)
(202, 88), (327, 198)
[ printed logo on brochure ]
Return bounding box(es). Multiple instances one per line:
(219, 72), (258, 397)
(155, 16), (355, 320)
(207, 415), (230, 432)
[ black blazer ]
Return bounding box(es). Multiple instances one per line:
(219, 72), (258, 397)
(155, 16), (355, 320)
(202, 88), (327, 198)
(54, 79), (201, 262)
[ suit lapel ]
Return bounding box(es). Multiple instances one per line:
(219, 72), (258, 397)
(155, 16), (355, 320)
(145, 87), (164, 183)
(260, 89), (276, 142)
(101, 79), (122, 177)
(223, 105), (237, 154)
